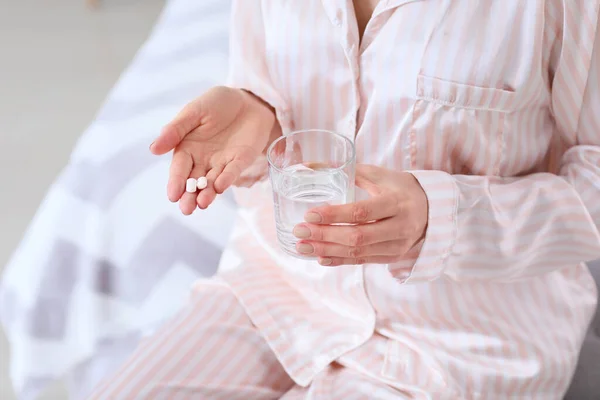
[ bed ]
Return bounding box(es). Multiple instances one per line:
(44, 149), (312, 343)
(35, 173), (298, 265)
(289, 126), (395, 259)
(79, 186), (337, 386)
(0, 0), (598, 398)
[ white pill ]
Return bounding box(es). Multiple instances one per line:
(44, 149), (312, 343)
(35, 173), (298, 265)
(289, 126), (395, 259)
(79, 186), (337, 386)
(186, 178), (197, 193)
(196, 176), (208, 190)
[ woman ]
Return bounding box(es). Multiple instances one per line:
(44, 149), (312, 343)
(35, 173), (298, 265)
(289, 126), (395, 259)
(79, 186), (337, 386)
(89, 0), (600, 398)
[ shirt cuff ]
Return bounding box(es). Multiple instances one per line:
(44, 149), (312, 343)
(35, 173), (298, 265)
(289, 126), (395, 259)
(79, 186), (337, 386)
(387, 170), (459, 284)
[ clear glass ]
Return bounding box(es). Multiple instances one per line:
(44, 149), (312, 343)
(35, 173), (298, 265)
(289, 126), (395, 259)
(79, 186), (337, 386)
(267, 129), (356, 258)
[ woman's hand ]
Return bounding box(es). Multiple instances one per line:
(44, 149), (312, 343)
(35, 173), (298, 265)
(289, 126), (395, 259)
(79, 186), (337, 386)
(150, 86), (280, 215)
(293, 164), (429, 266)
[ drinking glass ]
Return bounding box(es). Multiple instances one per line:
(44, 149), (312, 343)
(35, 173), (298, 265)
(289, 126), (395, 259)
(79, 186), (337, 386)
(267, 129), (356, 258)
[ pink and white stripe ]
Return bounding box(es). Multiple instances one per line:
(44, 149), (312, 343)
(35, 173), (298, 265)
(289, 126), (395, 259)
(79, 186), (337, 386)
(88, 282), (415, 399)
(90, 0), (600, 398)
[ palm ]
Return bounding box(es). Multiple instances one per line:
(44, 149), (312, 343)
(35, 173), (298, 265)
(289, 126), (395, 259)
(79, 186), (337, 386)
(150, 86), (276, 214)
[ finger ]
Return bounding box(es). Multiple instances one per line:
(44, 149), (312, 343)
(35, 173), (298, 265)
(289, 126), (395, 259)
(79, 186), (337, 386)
(354, 164), (392, 197)
(179, 192), (198, 215)
(317, 255), (402, 267)
(214, 155), (254, 194)
(233, 175), (262, 188)
(355, 164), (385, 183)
(232, 155), (268, 187)
(196, 164), (223, 209)
(305, 193), (399, 225)
(293, 217), (402, 246)
(167, 150), (193, 202)
(178, 165), (206, 215)
(355, 174), (384, 197)
(150, 99), (203, 155)
(296, 239), (408, 258)
(197, 188), (217, 210)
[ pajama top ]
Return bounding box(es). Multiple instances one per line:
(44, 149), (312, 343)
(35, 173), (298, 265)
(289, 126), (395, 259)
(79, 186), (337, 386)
(218, 1), (600, 398)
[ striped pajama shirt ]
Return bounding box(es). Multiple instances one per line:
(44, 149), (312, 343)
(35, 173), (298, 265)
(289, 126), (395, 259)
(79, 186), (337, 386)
(89, 0), (600, 398)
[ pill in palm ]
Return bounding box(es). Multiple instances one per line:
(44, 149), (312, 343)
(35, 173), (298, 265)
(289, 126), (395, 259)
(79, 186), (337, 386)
(186, 178), (197, 193)
(197, 176), (208, 190)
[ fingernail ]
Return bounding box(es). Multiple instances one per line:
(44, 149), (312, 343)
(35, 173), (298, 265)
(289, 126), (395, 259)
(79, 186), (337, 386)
(304, 212), (322, 223)
(319, 258), (332, 266)
(293, 225), (311, 239)
(297, 243), (314, 254)
(149, 141), (155, 150)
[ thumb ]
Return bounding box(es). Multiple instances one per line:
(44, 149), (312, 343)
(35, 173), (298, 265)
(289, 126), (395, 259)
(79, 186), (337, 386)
(214, 149), (259, 194)
(355, 164), (384, 196)
(150, 98), (203, 155)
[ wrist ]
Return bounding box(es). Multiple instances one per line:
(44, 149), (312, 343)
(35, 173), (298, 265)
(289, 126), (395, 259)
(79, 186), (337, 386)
(240, 89), (283, 153)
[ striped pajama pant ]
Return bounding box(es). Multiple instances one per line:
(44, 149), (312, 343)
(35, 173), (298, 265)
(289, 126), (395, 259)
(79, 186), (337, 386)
(87, 282), (409, 400)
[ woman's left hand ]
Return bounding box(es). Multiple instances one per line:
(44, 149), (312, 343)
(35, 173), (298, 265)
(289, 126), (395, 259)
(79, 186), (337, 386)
(293, 164), (429, 266)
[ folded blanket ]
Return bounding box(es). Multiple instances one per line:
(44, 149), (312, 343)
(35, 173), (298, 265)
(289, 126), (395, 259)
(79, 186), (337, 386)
(0, 0), (234, 398)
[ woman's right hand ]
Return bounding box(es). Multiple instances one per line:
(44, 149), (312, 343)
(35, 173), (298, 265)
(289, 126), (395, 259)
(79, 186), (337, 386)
(150, 86), (280, 215)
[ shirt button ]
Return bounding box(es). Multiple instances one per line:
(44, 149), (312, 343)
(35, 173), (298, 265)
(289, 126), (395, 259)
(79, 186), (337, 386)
(333, 17), (342, 26)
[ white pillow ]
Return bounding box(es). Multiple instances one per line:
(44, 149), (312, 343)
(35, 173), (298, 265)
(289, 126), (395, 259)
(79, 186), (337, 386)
(0, 0), (234, 398)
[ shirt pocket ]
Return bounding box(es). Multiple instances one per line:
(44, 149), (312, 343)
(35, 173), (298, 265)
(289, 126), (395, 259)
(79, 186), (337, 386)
(408, 74), (519, 176)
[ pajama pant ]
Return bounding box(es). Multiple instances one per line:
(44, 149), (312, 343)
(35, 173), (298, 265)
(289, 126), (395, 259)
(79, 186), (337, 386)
(87, 281), (410, 400)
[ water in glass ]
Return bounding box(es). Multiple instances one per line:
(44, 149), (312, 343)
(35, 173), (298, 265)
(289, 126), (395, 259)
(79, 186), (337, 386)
(272, 163), (349, 257)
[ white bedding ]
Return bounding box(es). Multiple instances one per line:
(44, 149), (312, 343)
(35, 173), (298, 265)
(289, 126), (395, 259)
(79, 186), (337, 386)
(0, 0), (234, 398)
